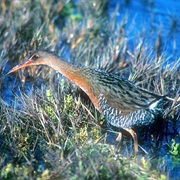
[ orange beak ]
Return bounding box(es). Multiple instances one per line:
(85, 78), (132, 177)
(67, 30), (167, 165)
(7, 59), (33, 74)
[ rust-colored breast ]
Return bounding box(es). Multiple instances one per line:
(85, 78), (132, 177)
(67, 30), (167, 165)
(72, 74), (101, 110)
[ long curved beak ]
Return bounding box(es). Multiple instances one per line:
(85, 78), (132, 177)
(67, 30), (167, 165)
(7, 59), (33, 74)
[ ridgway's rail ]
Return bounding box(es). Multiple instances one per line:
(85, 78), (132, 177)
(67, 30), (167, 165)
(8, 51), (168, 153)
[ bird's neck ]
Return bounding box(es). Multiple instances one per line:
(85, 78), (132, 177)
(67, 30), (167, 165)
(46, 55), (87, 89)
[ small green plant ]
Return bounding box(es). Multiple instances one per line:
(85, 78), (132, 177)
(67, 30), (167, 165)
(158, 174), (167, 180)
(169, 139), (180, 165)
(45, 89), (56, 121)
(72, 126), (88, 145)
(141, 157), (149, 170)
(46, 89), (54, 103)
(91, 127), (101, 140)
(64, 94), (73, 111)
(99, 165), (111, 179)
(169, 139), (180, 157)
(61, 2), (82, 23)
(37, 169), (50, 180)
(1, 163), (13, 179)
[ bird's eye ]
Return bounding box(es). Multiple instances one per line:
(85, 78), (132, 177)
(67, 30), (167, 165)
(31, 54), (39, 60)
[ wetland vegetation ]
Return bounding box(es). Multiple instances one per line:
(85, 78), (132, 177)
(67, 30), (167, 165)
(0, 0), (180, 179)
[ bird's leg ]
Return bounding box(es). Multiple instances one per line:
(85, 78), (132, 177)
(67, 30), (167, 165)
(116, 132), (122, 141)
(125, 128), (138, 153)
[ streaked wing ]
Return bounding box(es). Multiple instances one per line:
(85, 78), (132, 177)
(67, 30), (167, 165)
(93, 71), (163, 115)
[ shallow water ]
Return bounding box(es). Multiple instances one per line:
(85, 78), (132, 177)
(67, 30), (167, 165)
(108, 0), (180, 62)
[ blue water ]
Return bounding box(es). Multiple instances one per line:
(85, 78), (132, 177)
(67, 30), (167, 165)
(108, 0), (180, 62)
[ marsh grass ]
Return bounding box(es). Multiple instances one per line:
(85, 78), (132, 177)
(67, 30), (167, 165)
(0, 0), (180, 179)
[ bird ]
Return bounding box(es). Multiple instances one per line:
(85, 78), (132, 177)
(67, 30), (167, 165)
(8, 50), (168, 153)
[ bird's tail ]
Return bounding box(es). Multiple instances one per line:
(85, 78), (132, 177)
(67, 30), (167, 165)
(149, 96), (169, 117)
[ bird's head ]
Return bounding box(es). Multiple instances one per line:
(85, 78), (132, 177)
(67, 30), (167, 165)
(8, 51), (50, 74)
